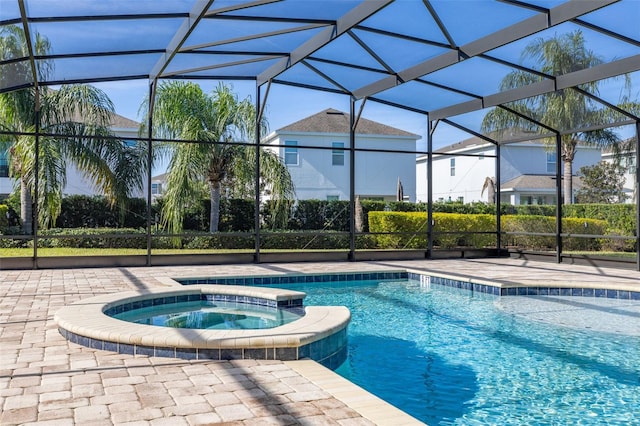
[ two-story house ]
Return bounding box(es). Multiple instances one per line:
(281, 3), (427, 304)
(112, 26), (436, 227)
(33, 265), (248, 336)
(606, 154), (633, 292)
(0, 113), (141, 199)
(602, 137), (637, 203)
(262, 108), (420, 202)
(416, 134), (602, 205)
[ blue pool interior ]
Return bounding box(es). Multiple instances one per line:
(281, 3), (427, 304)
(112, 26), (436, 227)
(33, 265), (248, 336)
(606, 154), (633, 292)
(178, 273), (640, 425)
(112, 300), (303, 330)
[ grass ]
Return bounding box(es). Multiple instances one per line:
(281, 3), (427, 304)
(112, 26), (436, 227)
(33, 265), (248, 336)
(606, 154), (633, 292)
(0, 247), (635, 259)
(0, 248), (255, 257)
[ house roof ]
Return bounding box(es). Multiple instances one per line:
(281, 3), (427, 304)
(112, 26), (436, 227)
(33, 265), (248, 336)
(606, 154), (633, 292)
(435, 129), (603, 155)
(277, 109), (419, 138)
(435, 129), (549, 154)
(502, 174), (584, 191)
(602, 136), (637, 155)
(109, 113), (139, 129)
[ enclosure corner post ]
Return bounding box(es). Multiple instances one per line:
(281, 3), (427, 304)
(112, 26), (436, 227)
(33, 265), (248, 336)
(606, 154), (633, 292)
(555, 133), (563, 264)
(427, 117), (434, 259)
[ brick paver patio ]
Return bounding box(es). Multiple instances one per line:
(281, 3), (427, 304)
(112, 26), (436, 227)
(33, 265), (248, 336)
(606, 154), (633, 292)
(1, 258), (638, 425)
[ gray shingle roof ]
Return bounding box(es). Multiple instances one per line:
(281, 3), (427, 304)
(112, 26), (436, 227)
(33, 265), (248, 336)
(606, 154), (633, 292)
(278, 108), (418, 138)
(502, 174), (584, 190)
(109, 113), (139, 129)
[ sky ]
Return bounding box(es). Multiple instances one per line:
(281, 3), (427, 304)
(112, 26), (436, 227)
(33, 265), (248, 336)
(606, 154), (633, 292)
(42, 0), (638, 158)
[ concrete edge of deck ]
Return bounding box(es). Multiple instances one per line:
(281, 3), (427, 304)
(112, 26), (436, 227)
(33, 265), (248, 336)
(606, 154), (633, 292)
(286, 359), (425, 426)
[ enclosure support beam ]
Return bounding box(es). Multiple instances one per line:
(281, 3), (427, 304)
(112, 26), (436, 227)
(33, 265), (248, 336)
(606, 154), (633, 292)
(254, 83), (264, 263)
(145, 82), (155, 266)
(427, 118), (434, 258)
(349, 97), (357, 261)
(32, 92), (40, 269)
(495, 144), (502, 253)
(555, 133), (563, 264)
(636, 121), (640, 271)
(257, 0), (393, 85)
(149, 0), (215, 82)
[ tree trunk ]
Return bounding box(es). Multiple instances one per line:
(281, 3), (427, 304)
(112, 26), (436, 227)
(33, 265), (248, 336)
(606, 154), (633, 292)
(354, 195), (363, 233)
(563, 159), (573, 205)
(209, 180), (221, 233)
(20, 178), (33, 234)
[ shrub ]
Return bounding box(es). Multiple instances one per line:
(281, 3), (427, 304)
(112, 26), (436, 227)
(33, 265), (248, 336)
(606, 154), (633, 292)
(501, 215), (607, 251)
(39, 228), (147, 249)
(260, 230), (375, 250)
(367, 211), (497, 249)
(55, 195), (148, 228)
(183, 234), (254, 250)
(0, 204), (8, 231)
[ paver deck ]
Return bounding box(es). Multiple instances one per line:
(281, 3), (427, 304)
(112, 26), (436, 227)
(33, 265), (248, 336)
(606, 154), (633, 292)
(1, 258), (638, 425)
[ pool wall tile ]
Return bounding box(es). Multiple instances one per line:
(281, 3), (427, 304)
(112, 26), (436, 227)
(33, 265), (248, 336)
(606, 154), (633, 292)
(221, 349), (243, 361)
(136, 345), (154, 357)
(176, 348), (197, 360)
(244, 348), (267, 360)
(120, 343), (134, 355)
(198, 348), (220, 360)
(275, 347), (297, 361)
(155, 347), (175, 358)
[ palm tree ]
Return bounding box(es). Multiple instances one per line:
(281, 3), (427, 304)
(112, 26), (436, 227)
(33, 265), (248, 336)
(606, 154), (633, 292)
(482, 30), (626, 205)
(0, 25), (145, 233)
(144, 81), (294, 234)
(481, 176), (496, 204)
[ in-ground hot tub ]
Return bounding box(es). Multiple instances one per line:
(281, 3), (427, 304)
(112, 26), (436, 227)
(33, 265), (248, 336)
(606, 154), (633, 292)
(55, 285), (350, 368)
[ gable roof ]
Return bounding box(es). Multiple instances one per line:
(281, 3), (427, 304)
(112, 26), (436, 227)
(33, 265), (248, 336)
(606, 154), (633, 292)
(109, 113), (139, 129)
(502, 174), (584, 190)
(277, 108), (418, 138)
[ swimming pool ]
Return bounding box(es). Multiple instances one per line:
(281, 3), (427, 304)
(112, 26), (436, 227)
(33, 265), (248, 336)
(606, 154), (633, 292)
(112, 300), (303, 330)
(258, 277), (640, 425)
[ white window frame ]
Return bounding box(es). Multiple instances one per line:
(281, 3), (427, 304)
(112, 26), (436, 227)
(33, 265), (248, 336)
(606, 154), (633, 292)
(546, 151), (556, 173)
(284, 141), (299, 166)
(332, 142), (344, 166)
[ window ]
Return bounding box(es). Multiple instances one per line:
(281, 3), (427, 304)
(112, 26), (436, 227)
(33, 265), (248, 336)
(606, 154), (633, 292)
(450, 158), (455, 176)
(151, 183), (162, 195)
(284, 141), (298, 165)
(332, 142), (344, 166)
(0, 152), (8, 178)
(327, 195), (339, 201)
(625, 155), (636, 173)
(546, 152), (556, 173)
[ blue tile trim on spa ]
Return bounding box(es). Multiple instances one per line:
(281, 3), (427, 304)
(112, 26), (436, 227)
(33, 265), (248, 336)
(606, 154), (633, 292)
(103, 293), (304, 317)
(58, 324), (347, 368)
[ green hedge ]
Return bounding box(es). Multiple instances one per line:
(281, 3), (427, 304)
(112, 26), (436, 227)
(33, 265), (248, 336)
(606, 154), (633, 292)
(0, 204), (8, 231)
(368, 211), (496, 249)
(38, 228), (149, 249)
(368, 211), (608, 251)
(501, 215), (607, 251)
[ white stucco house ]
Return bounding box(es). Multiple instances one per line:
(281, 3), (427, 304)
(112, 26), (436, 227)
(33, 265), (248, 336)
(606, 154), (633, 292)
(416, 133), (602, 205)
(602, 137), (637, 203)
(262, 108), (420, 202)
(0, 114), (142, 199)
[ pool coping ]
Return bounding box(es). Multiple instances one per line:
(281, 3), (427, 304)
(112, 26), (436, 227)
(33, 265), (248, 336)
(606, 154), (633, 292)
(55, 284), (350, 364)
(405, 269), (640, 299)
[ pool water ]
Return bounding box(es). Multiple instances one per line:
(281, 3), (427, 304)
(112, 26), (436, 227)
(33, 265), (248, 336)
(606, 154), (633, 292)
(113, 300), (302, 330)
(262, 279), (640, 425)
